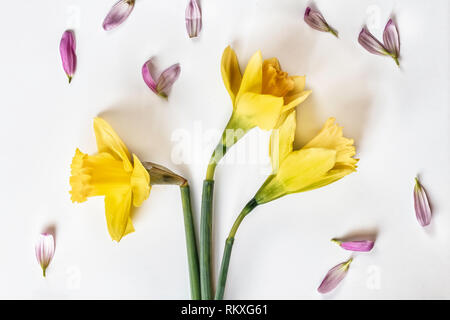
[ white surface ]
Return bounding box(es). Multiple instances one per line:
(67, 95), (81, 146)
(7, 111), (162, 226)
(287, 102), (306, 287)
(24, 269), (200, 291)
(0, 0), (448, 299)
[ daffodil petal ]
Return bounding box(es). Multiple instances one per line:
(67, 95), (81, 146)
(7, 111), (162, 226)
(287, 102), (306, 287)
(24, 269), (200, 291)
(131, 154), (151, 207)
(124, 217), (135, 236)
(304, 118), (357, 166)
(93, 118), (132, 171)
(236, 92), (284, 130)
(104, 188), (133, 242)
(283, 90), (311, 112)
(270, 110), (296, 173)
(221, 46), (242, 105)
(236, 51), (262, 99)
(278, 148), (337, 193)
(288, 76), (306, 96)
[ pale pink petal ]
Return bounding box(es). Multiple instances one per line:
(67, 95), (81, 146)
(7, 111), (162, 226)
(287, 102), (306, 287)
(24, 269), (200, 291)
(142, 59), (158, 94)
(414, 177), (432, 227)
(156, 63), (181, 97)
(318, 258), (352, 294)
(102, 0), (135, 31)
(185, 0), (202, 38)
(304, 7), (337, 36)
(35, 233), (55, 277)
(358, 27), (388, 56)
(332, 239), (374, 252)
(59, 30), (77, 83)
(383, 19), (400, 58)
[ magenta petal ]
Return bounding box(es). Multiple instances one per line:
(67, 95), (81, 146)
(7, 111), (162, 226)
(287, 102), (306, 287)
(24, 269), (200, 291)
(318, 258), (352, 294)
(142, 59), (158, 94)
(35, 233), (55, 277)
(358, 27), (388, 56)
(383, 19), (400, 58)
(333, 239), (375, 252)
(59, 30), (77, 83)
(185, 0), (202, 38)
(156, 63), (181, 97)
(102, 0), (135, 31)
(304, 7), (330, 32)
(414, 177), (432, 227)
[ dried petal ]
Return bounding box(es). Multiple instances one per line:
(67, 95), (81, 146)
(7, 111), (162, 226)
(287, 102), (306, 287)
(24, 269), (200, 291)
(35, 233), (55, 277)
(414, 177), (432, 226)
(102, 0), (135, 31)
(304, 7), (338, 37)
(318, 258), (352, 294)
(358, 27), (388, 56)
(185, 0), (202, 38)
(383, 19), (400, 62)
(156, 63), (181, 98)
(142, 59), (158, 94)
(59, 30), (77, 83)
(332, 239), (374, 252)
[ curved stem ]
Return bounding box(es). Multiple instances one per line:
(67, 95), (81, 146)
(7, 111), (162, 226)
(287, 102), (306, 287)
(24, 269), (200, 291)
(180, 185), (201, 300)
(215, 199), (258, 300)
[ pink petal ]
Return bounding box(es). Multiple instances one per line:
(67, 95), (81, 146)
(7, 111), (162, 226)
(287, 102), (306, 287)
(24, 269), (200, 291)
(185, 0), (202, 38)
(304, 7), (330, 32)
(318, 258), (352, 294)
(102, 0), (135, 31)
(142, 59), (158, 94)
(414, 177), (432, 227)
(156, 63), (181, 97)
(332, 239), (375, 252)
(358, 27), (388, 56)
(383, 19), (400, 58)
(59, 30), (77, 83)
(35, 233), (55, 277)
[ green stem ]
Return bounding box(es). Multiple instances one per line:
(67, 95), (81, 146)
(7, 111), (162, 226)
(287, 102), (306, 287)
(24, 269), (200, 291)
(200, 180), (214, 299)
(215, 198), (258, 300)
(180, 185), (201, 300)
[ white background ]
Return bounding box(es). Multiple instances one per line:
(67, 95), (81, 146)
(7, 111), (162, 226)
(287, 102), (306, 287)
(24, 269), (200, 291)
(0, 0), (448, 299)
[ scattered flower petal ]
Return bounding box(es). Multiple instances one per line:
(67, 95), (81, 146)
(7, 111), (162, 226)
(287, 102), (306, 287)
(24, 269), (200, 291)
(383, 19), (400, 64)
(35, 233), (55, 277)
(358, 27), (388, 56)
(142, 59), (180, 98)
(304, 7), (338, 37)
(318, 258), (352, 294)
(185, 0), (202, 38)
(102, 0), (135, 31)
(59, 30), (77, 83)
(332, 239), (374, 252)
(414, 177), (432, 226)
(142, 59), (158, 94)
(156, 64), (181, 98)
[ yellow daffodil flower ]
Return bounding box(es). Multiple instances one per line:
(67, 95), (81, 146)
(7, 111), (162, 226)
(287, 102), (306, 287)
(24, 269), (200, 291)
(255, 111), (358, 204)
(70, 118), (150, 242)
(221, 45), (311, 132)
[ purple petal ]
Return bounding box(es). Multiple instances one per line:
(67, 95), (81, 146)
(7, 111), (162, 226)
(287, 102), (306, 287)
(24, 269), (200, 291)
(142, 59), (158, 94)
(35, 233), (55, 277)
(383, 19), (400, 58)
(156, 63), (181, 97)
(304, 7), (337, 36)
(414, 177), (432, 227)
(102, 0), (135, 31)
(358, 27), (388, 56)
(332, 239), (375, 252)
(185, 0), (202, 38)
(59, 30), (77, 83)
(318, 258), (352, 294)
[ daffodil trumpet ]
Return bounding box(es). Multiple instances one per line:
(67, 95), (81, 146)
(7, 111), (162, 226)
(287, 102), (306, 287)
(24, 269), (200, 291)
(215, 112), (358, 300)
(200, 46), (311, 299)
(70, 118), (200, 299)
